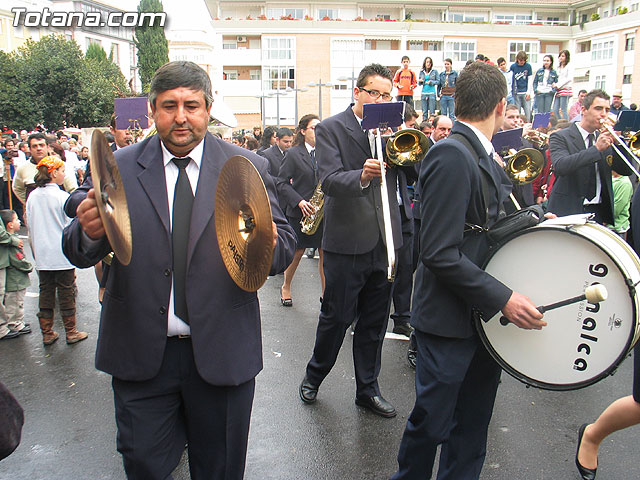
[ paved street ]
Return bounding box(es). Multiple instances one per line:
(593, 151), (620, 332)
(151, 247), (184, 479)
(1, 247), (640, 479)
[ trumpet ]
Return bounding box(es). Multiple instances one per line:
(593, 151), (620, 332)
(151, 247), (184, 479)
(599, 119), (640, 178)
(523, 130), (549, 148)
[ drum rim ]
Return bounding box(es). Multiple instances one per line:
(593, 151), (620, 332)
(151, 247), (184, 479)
(477, 223), (638, 391)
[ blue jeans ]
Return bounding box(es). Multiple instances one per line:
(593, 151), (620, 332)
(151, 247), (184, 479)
(421, 94), (436, 117)
(514, 93), (531, 121)
(554, 95), (569, 120)
(440, 95), (455, 120)
(536, 92), (554, 113)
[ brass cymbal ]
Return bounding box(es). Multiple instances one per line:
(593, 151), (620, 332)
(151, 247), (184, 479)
(90, 130), (133, 266)
(215, 155), (273, 292)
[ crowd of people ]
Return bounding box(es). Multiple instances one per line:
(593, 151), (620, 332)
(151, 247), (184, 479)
(2, 51), (640, 480)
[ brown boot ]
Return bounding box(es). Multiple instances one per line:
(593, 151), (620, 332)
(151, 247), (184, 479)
(38, 317), (59, 345)
(62, 315), (88, 344)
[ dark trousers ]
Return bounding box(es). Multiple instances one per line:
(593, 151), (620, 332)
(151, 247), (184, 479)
(391, 217), (414, 327)
(412, 218), (421, 273)
(37, 269), (76, 317)
(305, 246), (392, 398)
(112, 337), (255, 480)
(393, 330), (502, 480)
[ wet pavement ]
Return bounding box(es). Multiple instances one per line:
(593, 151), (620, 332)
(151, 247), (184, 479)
(1, 249), (640, 479)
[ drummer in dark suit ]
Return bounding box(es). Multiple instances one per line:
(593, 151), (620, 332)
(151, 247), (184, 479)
(276, 114), (324, 306)
(299, 63), (402, 418)
(392, 61), (546, 480)
(548, 89), (632, 225)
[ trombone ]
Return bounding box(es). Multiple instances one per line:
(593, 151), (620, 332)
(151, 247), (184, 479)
(600, 119), (640, 179)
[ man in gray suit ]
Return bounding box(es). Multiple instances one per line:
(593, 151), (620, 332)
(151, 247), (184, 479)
(63, 61), (295, 479)
(548, 89), (632, 225)
(299, 63), (402, 418)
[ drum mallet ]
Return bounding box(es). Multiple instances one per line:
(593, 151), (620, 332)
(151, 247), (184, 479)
(499, 284), (608, 326)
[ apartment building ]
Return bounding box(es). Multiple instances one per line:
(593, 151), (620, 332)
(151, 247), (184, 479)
(1, 0), (138, 91)
(203, 0), (640, 129)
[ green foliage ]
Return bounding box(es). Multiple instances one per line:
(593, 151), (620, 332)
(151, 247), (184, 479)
(0, 51), (40, 130)
(591, 13), (601, 21)
(0, 34), (131, 130)
(135, 0), (169, 93)
(86, 42), (108, 62)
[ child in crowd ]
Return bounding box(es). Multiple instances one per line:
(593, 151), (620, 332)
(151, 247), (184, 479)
(0, 211), (29, 340)
(0, 210), (32, 335)
(393, 55), (417, 105)
(26, 156), (87, 345)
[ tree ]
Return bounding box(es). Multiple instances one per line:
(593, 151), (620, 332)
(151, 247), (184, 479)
(135, 0), (169, 93)
(86, 42), (108, 63)
(0, 51), (41, 130)
(15, 35), (85, 130)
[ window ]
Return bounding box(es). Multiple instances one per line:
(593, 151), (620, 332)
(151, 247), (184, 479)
(223, 40), (237, 50)
(376, 40), (392, 50)
(623, 74), (632, 84)
(595, 75), (606, 90)
(625, 34), (635, 51)
(632, 3), (639, 12)
(250, 69), (261, 80)
(110, 44), (119, 65)
(508, 41), (539, 64)
(223, 70), (238, 80)
(318, 9), (338, 20)
(264, 38), (293, 60)
(451, 12), (486, 22)
(603, 11), (609, 18)
(444, 41), (476, 62)
(546, 16), (560, 24)
(408, 41), (424, 50)
(263, 66), (295, 90)
(86, 37), (102, 48)
(578, 41), (591, 53)
(249, 38), (261, 49)
(266, 8), (305, 19)
(494, 14), (530, 24)
(591, 40), (614, 61)
(376, 14), (391, 20)
(427, 41), (441, 51)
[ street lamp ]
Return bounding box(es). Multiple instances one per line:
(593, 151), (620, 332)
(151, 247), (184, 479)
(253, 92), (272, 130)
(308, 79), (334, 119)
(270, 89), (288, 128)
(337, 74), (357, 103)
(286, 86), (308, 125)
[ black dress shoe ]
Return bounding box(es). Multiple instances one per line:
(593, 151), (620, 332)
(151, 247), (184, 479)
(576, 423), (597, 480)
(355, 395), (397, 418)
(299, 377), (319, 404)
(393, 323), (413, 338)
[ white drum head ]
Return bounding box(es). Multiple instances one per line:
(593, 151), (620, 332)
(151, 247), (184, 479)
(480, 224), (639, 390)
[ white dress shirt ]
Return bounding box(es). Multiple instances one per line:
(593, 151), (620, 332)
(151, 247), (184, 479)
(576, 123), (602, 205)
(160, 139), (205, 336)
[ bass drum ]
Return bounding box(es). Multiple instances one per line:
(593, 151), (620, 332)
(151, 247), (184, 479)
(477, 221), (640, 391)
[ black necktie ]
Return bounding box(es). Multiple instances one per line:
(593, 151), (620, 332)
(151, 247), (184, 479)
(172, 157), (194, 324)
(310, 149), (317, 179)
(585, 134), (597, 201)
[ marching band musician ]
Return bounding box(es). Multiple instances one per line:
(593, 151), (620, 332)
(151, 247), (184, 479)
(276, 114), (324, 307)
(62, 61), (295, 479)
(392, 61), (546, 480)
(547, 89), (633, 225)
(299, 63), (402, 418)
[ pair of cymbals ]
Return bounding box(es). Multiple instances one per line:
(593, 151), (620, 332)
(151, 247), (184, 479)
(90, 130), (133, 265)
(91, 131), (273, 292)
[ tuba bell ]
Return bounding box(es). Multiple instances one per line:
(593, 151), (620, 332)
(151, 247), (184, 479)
(503, 148), (545, 185)
(385, 128), (431, 166)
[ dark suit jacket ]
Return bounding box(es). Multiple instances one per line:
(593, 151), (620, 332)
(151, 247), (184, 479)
(548, 122), (631, 225)
(259, 144), (285, 177)
(411, 122), (513, 338)
(276, 143), (317, 219)
(411, 137), (433, 221)
(316, 105), (402, 254)
(62, 132), (296, 386)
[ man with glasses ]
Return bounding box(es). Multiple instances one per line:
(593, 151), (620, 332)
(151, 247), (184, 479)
(299, 64), (402, 418)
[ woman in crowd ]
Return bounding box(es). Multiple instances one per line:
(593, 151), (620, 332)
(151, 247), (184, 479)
(438, 58), (457, 120)
(553, 50), (572, 120)
(533, 54), (558, 114)
(26, 156), (87, 345)
(418, 57), (438, 120)
(276, 114), (324, 307)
